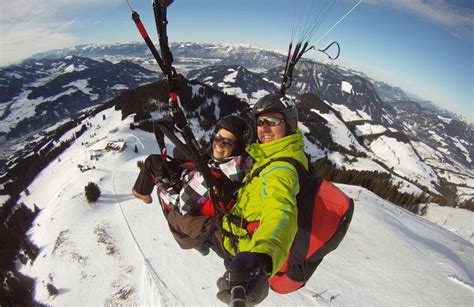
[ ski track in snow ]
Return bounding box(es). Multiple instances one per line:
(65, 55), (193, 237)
(130, 134), (146, 151)
(112, 169), (183, 306)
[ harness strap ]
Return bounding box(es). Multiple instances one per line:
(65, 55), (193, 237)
(225, 214), (261, 234)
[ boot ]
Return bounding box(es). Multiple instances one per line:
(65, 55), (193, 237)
(132, 189), (152, 204)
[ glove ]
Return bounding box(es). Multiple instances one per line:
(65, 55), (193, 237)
(216, 252), (270, 305)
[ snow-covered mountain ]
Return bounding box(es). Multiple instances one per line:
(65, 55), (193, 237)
(5, 103), (473, 305)
(2, 41), (473, 205)
(328, 64), (411, 102)
(21, 41), (474, 123)
(184, 60), (472, 179)
(186, 65), (276, 104)
(184, 65), (473, 203)
(189, 61), (473, 169)
(29, 42), (469, 119)
(31, 42), (287, 73)
(0, 56), (159, 164)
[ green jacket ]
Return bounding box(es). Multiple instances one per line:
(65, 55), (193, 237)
(221, 130), (308, 276)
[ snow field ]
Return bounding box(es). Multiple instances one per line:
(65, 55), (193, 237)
(368, 135), (438, 191)
(18, 108), (473, 306)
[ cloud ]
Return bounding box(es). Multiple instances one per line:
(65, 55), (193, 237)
(365, 0), (474, 41)
(0, 0), (123, 66)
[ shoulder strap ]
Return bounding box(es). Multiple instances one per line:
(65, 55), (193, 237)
(251, 157), (308, 181)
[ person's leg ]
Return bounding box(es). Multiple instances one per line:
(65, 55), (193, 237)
(166, 212), (231, 258)
(132, 154), (165, 203)
(166, 212), (213, 248)
(209, 227), (233, 265)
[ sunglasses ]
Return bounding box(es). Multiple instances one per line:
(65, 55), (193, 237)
(256, 117), (285, 127)
(212, 133), (236, 146)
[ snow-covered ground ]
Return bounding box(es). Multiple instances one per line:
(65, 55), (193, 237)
(19, 107), (473, 306)
(354, 122), (387, 136)
(423, 203), (474, 242)
(0, 194), (9, 207)
(368, 135), (439, 191)
(310, 108), (367, 154)
(330, 102), (372, 122)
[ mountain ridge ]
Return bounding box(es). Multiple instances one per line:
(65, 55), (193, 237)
(27, 41), (469, 123)
(1, 43), (472, 206)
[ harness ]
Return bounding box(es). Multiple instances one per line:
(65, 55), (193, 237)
(128, 1), (226, 219)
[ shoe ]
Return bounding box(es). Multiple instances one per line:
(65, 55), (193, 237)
(195, 245), (210, 256)
(132, 189), (152, 204)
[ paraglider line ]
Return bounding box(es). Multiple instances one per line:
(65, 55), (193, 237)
(314, 0), (362, 46)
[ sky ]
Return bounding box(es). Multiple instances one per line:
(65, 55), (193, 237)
(19, 106), (474, 305)
(0, 0), (473, 120)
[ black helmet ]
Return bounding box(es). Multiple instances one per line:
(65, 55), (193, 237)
(214, 114), (252, 155)
(252, 94), (298, 134)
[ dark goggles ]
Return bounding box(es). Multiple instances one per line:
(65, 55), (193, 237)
(256, 117), (285, 127)
(212, 133), (236, 146)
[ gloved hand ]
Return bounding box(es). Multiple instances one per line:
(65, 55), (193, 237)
(216, 252), (270, 305)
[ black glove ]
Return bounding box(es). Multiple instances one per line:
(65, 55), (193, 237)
(216, 252), (270, 305)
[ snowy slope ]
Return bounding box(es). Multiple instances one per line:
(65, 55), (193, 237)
(423, 204), (474, 242)
(367, 135), (438, 191)
(330, 102), (373, 122)
(186, 65), (274, 104)
(18, 107), (473, 306)
(412, 140), (474, 201)
(310, 108), (367, 153)
(1, 57), (156, 135)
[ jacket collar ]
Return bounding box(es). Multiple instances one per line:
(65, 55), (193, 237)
(247, 131), (304, 162)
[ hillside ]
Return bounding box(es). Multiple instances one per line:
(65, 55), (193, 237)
(14, 106), (473, 306)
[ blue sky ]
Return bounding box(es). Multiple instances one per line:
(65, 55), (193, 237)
(1, 0), (473, 121)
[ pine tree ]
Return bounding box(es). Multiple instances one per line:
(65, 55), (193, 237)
(85, 182), (101, 203)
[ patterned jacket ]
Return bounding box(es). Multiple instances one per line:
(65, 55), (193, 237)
(156, 155), (252, 215)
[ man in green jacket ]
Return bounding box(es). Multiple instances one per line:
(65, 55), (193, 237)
(216, 93), (309, 304)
